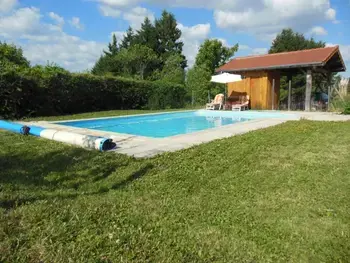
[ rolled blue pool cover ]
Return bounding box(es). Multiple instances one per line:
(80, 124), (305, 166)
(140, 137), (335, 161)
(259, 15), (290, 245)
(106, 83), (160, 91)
(0, 120), (114, 151)
(98, 138), (115, 152)
(29, 125), (45, 136)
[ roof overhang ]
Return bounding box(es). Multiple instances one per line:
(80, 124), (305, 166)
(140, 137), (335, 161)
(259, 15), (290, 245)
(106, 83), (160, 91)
(218, 62), (327, 73)
(216, 46), (346, 74)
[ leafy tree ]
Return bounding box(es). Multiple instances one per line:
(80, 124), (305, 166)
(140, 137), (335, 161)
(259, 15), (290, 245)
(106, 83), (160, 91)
(186, 39), (239, 104)
(0, 41), (30, 68)
(120, 26), (136, 49)
(119, 44), (159, 80)
(195, 39), (238, 74)
(160, 54), (185, 84)
(269, 28), (327, 108)
(186, 65), (212, 105)
(155, 10), (187, 69)
(269, 28), (325, 54)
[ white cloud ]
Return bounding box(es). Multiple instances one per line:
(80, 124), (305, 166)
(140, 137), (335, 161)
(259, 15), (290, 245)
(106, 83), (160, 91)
(48, 12), (64, 28)
(177, 23), (211, 67)
(110, 31), (126, 42)
(69, 17), (84, 30)
(95, 0), (337, 42)
(239, 44), (251, 50)
(123, 7), (154, 29)
(95, 0), (332, 42)
(97, 0), (139, 8)
(252, 47), (268, 54)
(0, 0), (17, 13)
(24, 34), (105, 71)
(0, 6), (104, 71)
(309, 26), (327, 36)
(99, 5), (121, 17)
(178, 23), (210, 41)
(0, 7), (42, 38)
(214, 0), (336, 40)
(325, 8), (336, 20)
(100, 5), (154, 30)
(237, 45), (269, 55)
(96, 0), (258, 11)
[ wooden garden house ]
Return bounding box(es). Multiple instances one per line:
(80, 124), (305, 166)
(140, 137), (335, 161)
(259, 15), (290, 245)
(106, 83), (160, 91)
(216, 46), (346, 111)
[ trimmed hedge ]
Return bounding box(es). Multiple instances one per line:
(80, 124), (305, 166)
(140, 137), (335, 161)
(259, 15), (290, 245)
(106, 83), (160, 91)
(0, 69), (186, 119)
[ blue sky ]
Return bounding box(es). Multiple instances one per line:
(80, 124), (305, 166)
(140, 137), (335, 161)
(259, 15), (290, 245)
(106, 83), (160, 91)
(0, 0), (349, 76)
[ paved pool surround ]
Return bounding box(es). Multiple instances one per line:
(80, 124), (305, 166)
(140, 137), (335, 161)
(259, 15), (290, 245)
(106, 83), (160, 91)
(20, 110), (350, 158)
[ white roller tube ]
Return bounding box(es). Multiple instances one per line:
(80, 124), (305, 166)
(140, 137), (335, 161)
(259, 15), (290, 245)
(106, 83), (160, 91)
(40, 129), (114, 151)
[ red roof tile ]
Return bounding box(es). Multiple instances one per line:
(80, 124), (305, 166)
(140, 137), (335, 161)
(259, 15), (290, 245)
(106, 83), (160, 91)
(217, 46), (345, 73)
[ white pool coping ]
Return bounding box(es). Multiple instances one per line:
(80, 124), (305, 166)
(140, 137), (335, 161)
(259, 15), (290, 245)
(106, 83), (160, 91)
(20, 110), (350, 158)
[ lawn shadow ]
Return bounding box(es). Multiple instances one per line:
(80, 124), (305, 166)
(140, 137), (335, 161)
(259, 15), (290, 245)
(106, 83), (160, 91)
(0, 147), (93, 187)
(111, 163), (154, 190)
(0, 163), (155, 210)
(0, 145), (154, 210)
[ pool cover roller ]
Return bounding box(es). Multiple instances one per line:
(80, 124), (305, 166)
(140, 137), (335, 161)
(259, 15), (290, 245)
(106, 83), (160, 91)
(0, 120), (114, 151)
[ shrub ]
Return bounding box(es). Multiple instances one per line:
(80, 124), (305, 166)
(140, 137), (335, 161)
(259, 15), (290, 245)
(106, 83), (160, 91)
(330, 95), (350, 114)
(0, 69), (186, 119)
(343, 106), (350, 115)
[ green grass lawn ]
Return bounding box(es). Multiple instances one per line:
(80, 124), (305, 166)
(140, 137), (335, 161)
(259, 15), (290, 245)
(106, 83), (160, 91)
(25, 108), (199, 122)
(1, 120), (350, 262)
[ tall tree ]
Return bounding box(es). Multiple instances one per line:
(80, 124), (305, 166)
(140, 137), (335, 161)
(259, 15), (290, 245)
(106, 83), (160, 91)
(136, 17), (157, 51)
(155, 10), (187, 69)
(92, 34), (122, 75)
(104, 34), (119, 56)
(0, 42), (30, 68)
(120, 26), (136, 49)
(269, 28), (327, 108)
(186, 39), (239, 104)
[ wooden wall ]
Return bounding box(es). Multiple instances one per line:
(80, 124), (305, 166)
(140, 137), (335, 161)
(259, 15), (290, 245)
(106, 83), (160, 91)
(227, 71), (280, 109)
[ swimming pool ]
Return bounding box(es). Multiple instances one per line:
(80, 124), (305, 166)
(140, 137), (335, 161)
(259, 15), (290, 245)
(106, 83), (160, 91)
(57, 110), (294, 138)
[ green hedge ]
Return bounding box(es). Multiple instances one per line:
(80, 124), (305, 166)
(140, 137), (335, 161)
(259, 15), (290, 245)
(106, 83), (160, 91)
(0, 69), (186, 119)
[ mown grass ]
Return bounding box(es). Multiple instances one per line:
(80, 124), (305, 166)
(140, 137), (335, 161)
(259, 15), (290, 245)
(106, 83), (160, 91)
(24, 108), (200, 122)
(1, 120), (350, 262)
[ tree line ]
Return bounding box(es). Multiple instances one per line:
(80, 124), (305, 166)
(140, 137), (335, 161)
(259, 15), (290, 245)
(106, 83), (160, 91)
(92, 11), (187, 84)
(1, 7), (344, 109)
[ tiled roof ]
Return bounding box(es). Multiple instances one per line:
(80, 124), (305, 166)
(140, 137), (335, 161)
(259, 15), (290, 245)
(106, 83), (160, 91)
(217, 46), (346, 73)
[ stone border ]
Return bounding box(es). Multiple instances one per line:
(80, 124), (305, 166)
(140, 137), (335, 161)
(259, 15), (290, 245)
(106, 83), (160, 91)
(20, 111), (350, 158)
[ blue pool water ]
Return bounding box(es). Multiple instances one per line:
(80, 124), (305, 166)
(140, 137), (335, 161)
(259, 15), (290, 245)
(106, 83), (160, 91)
(57, 110), (294, 138)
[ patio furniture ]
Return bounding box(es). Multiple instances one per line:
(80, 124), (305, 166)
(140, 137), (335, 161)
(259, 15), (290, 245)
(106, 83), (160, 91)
(231, 95), (250, 111)
(206, 94), (224, 110)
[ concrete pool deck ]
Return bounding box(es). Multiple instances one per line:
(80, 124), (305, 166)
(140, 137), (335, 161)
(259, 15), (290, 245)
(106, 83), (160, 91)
(21, 110), (350, 158)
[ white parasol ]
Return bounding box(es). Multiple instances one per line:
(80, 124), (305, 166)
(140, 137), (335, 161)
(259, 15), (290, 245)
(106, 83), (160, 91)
(210, 73), (242, 104)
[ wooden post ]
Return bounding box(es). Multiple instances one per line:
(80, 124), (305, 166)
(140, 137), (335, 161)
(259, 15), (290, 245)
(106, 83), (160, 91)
(305, 69), (312, 111)
(271, 79), (275, 110)
(327, 73), (332, 112)
(288, 75), (292, 111)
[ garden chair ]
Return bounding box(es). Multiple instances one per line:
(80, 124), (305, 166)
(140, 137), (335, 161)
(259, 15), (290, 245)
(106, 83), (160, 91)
(232, 95), (250, 111)
(206, 94), (224, 110)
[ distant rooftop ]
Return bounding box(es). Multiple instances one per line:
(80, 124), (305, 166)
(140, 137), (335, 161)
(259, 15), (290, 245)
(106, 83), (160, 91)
(217, 46), (346, 73)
